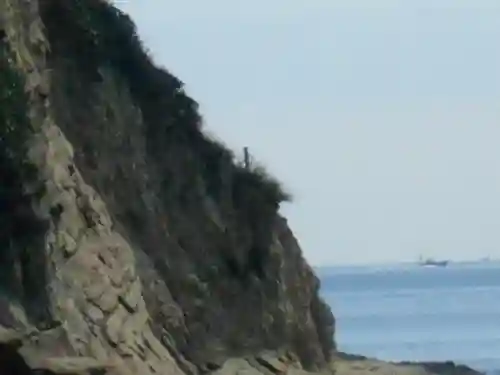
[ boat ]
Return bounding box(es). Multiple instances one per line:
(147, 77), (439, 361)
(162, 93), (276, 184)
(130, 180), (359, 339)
(418, 256), (449, 267)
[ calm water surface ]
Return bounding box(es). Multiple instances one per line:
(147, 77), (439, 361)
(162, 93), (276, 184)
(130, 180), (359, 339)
(319, 263), (500, 373)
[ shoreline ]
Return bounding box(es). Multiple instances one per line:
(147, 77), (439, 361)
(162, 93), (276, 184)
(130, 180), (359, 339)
(334, 352), (486, 375)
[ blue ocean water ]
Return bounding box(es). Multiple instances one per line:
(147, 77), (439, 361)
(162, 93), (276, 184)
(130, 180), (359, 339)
(319, 262), (500, 373)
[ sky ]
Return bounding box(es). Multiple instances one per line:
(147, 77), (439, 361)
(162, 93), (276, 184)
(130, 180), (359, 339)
(114, 0), (500, 266)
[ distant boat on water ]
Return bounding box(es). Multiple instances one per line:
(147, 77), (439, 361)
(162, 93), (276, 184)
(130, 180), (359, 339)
(418, 256), (449, 267)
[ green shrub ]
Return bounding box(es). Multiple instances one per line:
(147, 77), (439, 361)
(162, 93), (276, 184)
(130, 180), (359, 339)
(233, 163), (291, 207)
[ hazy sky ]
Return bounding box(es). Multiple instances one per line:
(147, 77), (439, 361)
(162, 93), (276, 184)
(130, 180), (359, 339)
(115, 0), (500, 265)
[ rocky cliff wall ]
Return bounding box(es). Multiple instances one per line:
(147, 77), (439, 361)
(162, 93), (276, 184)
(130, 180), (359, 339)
(0, 0), (335, 374)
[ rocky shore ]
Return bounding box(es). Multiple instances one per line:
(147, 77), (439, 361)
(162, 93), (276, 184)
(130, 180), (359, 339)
(0, 323), (486, 375)
(0, 0), (487, 374)
(335, 353), (484, 375)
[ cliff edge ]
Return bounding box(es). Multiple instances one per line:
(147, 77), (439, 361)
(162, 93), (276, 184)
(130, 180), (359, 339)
(0, 0), (333, 374)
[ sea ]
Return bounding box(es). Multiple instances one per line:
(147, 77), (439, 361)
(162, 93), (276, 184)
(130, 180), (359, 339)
(318, 262), (500, 374)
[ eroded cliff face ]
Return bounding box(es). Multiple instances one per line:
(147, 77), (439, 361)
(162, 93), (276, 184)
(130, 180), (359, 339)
(0, 0), (335, 374)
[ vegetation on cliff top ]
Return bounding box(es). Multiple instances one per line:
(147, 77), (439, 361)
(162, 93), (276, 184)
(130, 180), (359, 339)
(50, 0), (291, 207)
(41, 0), (291, 279)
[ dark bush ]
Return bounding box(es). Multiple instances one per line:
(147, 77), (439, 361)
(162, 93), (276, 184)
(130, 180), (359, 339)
(41, 0), (292, 278)
(0, 37), (51, 325)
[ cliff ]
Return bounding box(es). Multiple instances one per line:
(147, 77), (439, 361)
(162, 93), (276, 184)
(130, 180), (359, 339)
(0, 0), (334, 374)
(0, 1), (486, 375)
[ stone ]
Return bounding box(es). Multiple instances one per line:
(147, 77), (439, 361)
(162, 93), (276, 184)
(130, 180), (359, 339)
(56, 231), (78, 257)
(84, 304), (105, 323)
(212, 359), (264, 375)
(33, 356), (114, 374)
(83, 278), (106, 303)
(141, 329), (171, 362)
(105, 305), (129, 346)
(0, 325), (23, 345)
(119, 280), (142, 313)
(255, 353), (289, 374)
(95, 288), (119, 313)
